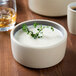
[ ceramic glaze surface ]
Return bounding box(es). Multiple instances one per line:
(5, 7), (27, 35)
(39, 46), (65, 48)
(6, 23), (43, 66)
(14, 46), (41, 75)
(11, 20), (67, 68)
(67, 2), (76, 34)
(29, 0), (76, 16)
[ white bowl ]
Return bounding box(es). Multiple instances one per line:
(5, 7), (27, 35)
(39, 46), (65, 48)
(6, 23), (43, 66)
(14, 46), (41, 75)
(28, 0), (76, 16)
(11, 19), (67, 68)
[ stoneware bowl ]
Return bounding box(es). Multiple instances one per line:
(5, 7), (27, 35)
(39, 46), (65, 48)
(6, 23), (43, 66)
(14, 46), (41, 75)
(11, 19), (67, 68)
(28, 0), (76, 16)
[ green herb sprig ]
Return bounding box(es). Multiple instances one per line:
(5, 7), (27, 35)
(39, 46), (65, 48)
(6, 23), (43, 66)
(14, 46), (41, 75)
(51, 26), (54, 31)
(22, 22), (54, 39)
(33, 22), (39, 28)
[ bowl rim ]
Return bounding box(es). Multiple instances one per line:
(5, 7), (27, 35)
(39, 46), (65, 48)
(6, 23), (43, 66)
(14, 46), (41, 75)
(11, 19), (67, 49)
(67, 2), (76, 13)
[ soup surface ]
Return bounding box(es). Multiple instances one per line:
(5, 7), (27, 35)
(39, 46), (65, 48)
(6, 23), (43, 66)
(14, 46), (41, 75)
(15, 25), (63, 47)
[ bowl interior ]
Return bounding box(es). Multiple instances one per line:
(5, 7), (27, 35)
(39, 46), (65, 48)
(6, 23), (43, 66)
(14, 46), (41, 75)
(13, 20), (66, 36)
(11, 20), (67, 48)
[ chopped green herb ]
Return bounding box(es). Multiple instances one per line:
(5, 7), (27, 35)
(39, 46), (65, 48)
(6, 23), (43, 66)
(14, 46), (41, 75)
(22, 24), (30, 34)
(38, 36), (42, 38)
(33, 22), (39, 28)
(22, 24), (27, 32)
(51, 26), (54, 31)
(37, 26), (45, 32)
(31, 32), (39, 39)
(22, 22), (54, 39)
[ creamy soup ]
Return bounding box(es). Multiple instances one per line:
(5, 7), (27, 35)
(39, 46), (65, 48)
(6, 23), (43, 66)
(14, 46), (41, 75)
(15, 25), (63, 47)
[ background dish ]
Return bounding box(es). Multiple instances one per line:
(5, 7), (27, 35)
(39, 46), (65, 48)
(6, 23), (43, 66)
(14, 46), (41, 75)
(28, 0), (76, 16)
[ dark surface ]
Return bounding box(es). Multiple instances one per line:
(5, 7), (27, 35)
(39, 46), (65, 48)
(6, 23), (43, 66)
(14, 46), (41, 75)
(0, 0), (76, 76)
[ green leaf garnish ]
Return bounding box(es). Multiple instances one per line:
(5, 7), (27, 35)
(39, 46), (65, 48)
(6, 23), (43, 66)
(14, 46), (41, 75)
(31, 32), (39, 39)
(33, 22), (39, 28)
(22, 24), (27, 32)
(38, 36), (42, 38)
(22, 24), (29, 34)
(22, 22), (54, 39)
(37, 25), (45, 32)
(51, 26), (54, 31)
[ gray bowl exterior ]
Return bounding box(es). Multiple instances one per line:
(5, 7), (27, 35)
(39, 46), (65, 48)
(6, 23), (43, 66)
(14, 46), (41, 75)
(28, 0), (76, 16)
(11, 20), (67, 68)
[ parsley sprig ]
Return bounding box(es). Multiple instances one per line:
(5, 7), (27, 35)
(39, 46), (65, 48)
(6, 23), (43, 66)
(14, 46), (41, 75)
(22, 22), (54, 39)
(33, 22), (39, 28)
